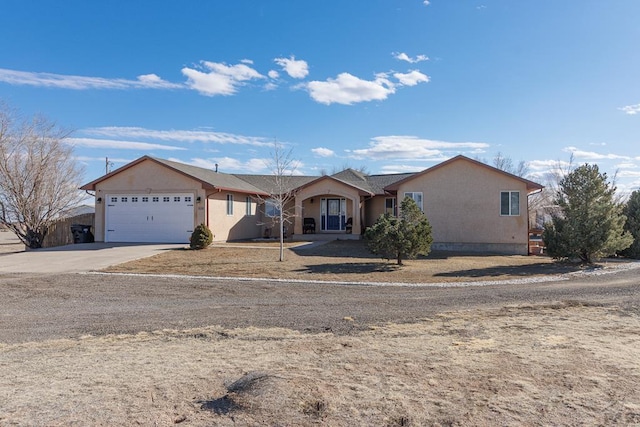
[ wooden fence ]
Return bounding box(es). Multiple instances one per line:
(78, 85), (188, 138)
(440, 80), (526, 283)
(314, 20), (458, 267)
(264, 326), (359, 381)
(42, 213), (95, 248)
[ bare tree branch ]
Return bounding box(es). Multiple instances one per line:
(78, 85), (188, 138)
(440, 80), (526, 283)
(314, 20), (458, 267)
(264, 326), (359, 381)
(259, 140), (300, 261)
(0, 102), (84, 248)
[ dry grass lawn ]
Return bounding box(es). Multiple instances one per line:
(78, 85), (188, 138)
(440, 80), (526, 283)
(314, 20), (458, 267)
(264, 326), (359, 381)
(2, 302), (639, 426)
(5, 238), (639, 425)
(104, 240), (584, 283)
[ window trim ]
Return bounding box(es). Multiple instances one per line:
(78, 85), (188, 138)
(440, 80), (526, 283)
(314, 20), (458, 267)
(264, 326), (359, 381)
(245, 196), (253, 216)
(265, 199), (281, 218)
(403, 191), (424, 211)
(500, 191), (520, 216)
(385, 197), (397, 216)
(226, 194), (234, 216)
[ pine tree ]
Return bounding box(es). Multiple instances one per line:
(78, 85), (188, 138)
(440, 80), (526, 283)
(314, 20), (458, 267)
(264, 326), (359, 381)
(365, 196), (433, 265)
(543, 164), (632, 263)
(621, 190), (640, 259)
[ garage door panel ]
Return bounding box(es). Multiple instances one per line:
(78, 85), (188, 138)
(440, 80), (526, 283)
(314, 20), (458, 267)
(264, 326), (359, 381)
(105, 193), (194, 243)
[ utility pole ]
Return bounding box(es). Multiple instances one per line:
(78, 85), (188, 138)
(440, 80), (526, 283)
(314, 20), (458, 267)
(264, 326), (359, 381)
(105, 157), (114, 174)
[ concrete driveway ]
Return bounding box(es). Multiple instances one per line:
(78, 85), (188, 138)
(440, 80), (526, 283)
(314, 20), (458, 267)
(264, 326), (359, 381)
(0, 234), (185, 274)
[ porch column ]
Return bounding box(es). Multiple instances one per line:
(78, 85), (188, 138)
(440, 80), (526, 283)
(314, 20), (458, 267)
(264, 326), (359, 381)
(352, 196), (360, 235)
(294, 194), (303, 235)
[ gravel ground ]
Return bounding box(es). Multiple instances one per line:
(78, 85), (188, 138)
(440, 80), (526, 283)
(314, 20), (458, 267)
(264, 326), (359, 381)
(1, 263), (639, 345)
(2, 249), (639, 426)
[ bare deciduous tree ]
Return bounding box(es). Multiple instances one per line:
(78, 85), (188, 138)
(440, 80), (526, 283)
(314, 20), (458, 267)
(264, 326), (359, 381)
(261, 141), (300, 262)
(0, 103), (84, 248)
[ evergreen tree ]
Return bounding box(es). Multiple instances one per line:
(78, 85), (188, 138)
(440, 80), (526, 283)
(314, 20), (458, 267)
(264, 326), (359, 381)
(543, 164), (632, 263)
(189, 223), (213, 250)
(365, 196), (433, 265)
(621, 190), (640, 259)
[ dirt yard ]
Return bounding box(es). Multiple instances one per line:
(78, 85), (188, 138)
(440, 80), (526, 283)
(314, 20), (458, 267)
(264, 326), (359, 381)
(3, 238), (640, 425)
(104, 240), (585, 283)
(2, 301), (639, 426)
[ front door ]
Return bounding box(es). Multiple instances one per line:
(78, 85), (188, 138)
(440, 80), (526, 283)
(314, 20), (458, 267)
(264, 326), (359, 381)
(326, 199), (341, 230)
(321, 198), (346, 231)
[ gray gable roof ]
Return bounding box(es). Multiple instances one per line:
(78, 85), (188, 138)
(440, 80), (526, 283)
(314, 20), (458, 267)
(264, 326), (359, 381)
(150, 157), (268, 194)
(82, 155), (542, 197)
(234, 174), (317, 194)
(329, 169), (416, 195)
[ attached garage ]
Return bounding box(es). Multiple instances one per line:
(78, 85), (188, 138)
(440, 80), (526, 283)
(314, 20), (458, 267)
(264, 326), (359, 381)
(105, 193), (195, 243)
(81, 156), (269, 243)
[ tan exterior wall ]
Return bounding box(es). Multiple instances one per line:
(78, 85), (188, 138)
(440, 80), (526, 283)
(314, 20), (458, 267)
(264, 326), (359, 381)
(293, 178), (362, 234)
(396, 159), (530, 254)
(92, 160), (206, 242)
(364, 196), (391, 227)
(206, 192), (262, 241)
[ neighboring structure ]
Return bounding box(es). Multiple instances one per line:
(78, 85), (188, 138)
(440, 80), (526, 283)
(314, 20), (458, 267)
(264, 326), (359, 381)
(80, 155), (543, 254)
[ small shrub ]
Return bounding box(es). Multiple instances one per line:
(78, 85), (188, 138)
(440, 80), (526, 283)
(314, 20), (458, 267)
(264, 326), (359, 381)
(190, 223), (213, 249)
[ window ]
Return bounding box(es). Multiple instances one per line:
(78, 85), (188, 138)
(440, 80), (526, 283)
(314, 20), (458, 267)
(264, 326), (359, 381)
(385, 198), (397, 216)
(174, 196), (181, 202)
(163, 196), (170, 202)
(226, 194), (234, 215)
(121, 197), (128, 202)
(501, 191), (520, 216)
(404, 192), (423, 211)
(131, 197), (138, 202)
(245, 196), (253, 216)
(265, 199), (281, 217)
(142, 197), (149, 202)
(152, 197), (159, 202)
(110, 197), (118, 203)
(185, 196), (192, 203)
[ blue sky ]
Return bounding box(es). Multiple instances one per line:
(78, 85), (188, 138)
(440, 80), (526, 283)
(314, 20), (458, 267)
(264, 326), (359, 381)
(1, 0), (640, 194)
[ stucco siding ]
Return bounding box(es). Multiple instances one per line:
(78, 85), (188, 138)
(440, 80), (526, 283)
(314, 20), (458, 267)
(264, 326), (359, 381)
(365, 196), (389, 227)
(294, 178), (362, 234)
(206, 192), (261, 241)
(92, 159), (206, 242)
(396, 159), (529, 253)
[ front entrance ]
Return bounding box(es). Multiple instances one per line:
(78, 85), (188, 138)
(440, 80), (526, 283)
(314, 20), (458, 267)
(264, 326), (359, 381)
(321, 198), (346, 231)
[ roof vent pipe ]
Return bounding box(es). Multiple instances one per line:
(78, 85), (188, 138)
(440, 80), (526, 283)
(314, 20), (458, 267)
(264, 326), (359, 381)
(215, 163), (219, 173)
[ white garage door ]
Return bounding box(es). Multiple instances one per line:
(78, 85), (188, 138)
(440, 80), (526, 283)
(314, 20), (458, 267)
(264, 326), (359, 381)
(105, 193), (195, 243)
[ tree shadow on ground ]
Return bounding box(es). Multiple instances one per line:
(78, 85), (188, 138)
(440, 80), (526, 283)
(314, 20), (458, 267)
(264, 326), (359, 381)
(294, 262), (399, 275)
(434, 262), (584, 278)
(291, 241), (378, 259)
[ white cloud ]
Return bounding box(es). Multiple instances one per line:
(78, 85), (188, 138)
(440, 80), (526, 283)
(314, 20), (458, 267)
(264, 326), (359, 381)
(182, 156), (305, 175)
(423, 0), (430, 6)
(274, 56), (309, 79)
(75, 155), (132, 163)
(563, 146), (630, 161)
(618, 170), (640, 178)
(311, 147), (335, 157)
(264, 82), (278, 91)
(528, 159), (572, 171)
(181, 61), (264, 96)
(393, 52), (429, 63)
(380, 164), (427, 174)
(306, 72), (396, 105)
(616, 162), (638, 169)
(0, 68), (182, 90)
(619, 104), (640, 115)
(185, 157), (269, 173)
(82, 127), (273, 146)
(67, 138), (186, 151)
(394, 70), (430, 86)
(347, 136), (489, 160)
(268, 70), (279, 79)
